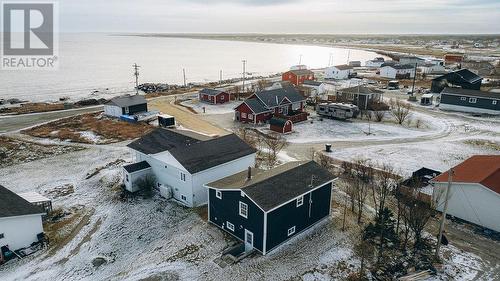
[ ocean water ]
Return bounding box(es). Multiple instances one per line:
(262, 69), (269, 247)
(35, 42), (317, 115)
(0, 33), (382, 102)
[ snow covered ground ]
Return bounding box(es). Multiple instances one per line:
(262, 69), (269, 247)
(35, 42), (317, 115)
(181, 98), (240, 115)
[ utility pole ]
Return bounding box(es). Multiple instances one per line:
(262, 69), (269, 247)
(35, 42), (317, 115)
(133, 63), (140, 95)
(347, 49), (351, 65)
(219, 69), (223, 85)
(411, 63), (417, 96)
(436, 168), (454, 259)
(182, 68), (187, 87)
(299, 54), (303, 65)
(241, 60), (246, 100)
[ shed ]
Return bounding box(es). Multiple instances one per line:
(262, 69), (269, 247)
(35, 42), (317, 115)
(199, 88), (230, 104)
(158, 114), (176, 128)
(17, 192), (52, 215)
(122, 161), (153, 193)
(269, 117), (293, 134)
(104, 95), (148, 118)
(420, 94), (434, 106)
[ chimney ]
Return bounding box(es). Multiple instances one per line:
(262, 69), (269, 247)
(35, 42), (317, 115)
(247, 166), (252, 181)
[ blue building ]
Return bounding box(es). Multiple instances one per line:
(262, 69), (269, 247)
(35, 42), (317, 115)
(205, 161), (335, 255)
(439, 87), (499, 115)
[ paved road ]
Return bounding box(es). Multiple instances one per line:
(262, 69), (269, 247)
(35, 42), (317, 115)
(0, 106), (103, 133)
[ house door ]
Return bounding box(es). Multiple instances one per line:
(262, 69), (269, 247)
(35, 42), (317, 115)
(244, 229), (254, 252)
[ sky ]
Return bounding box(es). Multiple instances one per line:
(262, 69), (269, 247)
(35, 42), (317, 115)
(58, 0), (500, 34)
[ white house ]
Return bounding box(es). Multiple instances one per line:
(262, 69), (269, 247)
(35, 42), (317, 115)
(104, 95), (148, 118)
(419, 63), (446, 74)
(325, 65), (353, 80)
(0, 185), (45, 255)
(431, 155), (500, 232)
(399, 56), (426, 66)
(365, 57), (385, 68)
(380, 64), (415, 79)
(124, 128), (256, 207)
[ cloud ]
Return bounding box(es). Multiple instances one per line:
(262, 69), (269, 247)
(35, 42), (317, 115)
(182, 0), (300, 6)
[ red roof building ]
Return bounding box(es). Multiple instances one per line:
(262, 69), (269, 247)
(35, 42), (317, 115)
(282, 69), (315, 86)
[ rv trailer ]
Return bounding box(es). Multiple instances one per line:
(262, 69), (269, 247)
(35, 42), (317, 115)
(316, 103), (359, 120)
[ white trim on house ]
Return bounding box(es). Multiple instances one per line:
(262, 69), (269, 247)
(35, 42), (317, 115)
(226, 221), (235, 231)
(263, 211), (268, 255)
(288, 226), (296, 236)
(439, 103), (500, 115)
(296, 196), (304, 207)
(216, 190), (222, 199)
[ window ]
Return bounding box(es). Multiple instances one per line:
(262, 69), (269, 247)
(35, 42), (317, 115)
(239, 202), (248, 218)
(296, 196), (304, 207)
(181, 195), (187, 201)
(288, 226), (296, 236)
(126, 174), (129, 182)
(226, 222), (235, 231)
(221, 95), (225, 100)
(493, 100), (498, 105)
(0, 233), (4, 239)
(469, 98), (477, 104)
(180, 172), (186, 182)
(460, 97), (467, 101)
(248, 114), (253, 120)
(241, 112), (247, 119)
(216, 190), (222, 199)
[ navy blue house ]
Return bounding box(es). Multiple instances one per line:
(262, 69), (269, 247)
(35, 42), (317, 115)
(205, 161), (335, 255)
(439, 87), (499, 115)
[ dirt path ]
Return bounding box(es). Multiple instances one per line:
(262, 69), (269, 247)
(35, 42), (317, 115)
(149, 97), (228, 136)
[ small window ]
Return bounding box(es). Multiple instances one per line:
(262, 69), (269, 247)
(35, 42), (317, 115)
(180, 173), (186, 182)
(239, 202), (248, 218)
(241, 112), (247, 119)
(226, 222), (235, 231)
(221, 95), (225, 100)
(126, 174), (129, 182)
(181, 195), (187, 201)
(248, 114), (253, 120)
(0, 233), (4, 239)
(493, 100), (498, 105)
(216, 190), (222, 199)
(288, 226), (296, 236)
(460, 97), (467, 101)
(469, 98), (477, 104)
(296, 196), (304, 207)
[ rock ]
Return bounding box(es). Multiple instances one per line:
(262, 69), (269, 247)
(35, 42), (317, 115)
(92, 257), (107, 268)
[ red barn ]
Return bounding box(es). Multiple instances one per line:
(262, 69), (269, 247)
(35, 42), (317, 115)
(199, 88), (230, 104)
(444, 54), (464, 66)
(270, 117), (293, 134)
(234, 87), (307, 125)
(282, 69), (315, 86)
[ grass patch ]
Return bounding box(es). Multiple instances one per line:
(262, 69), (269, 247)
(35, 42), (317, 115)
(464, 139), (500, 151)
(22, 112), (153, 144)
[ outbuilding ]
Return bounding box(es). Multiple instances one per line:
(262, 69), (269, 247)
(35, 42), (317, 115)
(431, 155), (500, 232)
(199, 88), (231, 105)
(269, 117), (293, 134)
(104, 95), (148, 118)
(380, 64), (415, 79)
(420, 93), (434, 106)
(123, 161), (153, 193)
(0, 185), (45, 257)
(205, 161), (335, 255)
(325, 65), (353, 80)
(282, 69), (315, 86)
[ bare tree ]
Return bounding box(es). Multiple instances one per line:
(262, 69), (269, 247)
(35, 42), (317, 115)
(354, 234), (375, 279)
(235, 128), (257, 149)
(256, 79), (269, 91)
(353, 159), (375, 224)
(389, 99), (412, 125)
(341, 161), (357, 213)
(263, 133), (288, 168)
(316, 152), (334, 170)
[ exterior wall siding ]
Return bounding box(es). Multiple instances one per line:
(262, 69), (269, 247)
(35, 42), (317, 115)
(432, 182), (500, 232)
(208, 189), (265, 252)
(0, 215), (44, 251)
(265, 182), (332, 253)
(127, 103), (148, 115)
(104, 105), (123, 117)
(440, 94), (499, 113)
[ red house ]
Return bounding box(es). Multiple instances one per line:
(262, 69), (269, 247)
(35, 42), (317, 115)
(270, 117), (293, 134)
(282, 69), (315, 86)
(199, 88), (230, 104)
(234, 87), (307, 125)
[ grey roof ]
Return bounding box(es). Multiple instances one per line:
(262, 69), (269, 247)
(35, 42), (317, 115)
(207, 161), (335, 211)
(127, 128), (202, 155)
(0, 185), (44, 218)
(338, 85), (383, 95)
(243, 99), (272, 114)
(441, 87), (500, 100)
(333, 64), (353, 70)
(254, 87), (305, 108)
(302, 80), (323, 87)
(200, 88), (225, 96)
(269, 117), (290, 127)
(123, 161), (151, 173)
(105, 95), (147, 107)
(127, 129), (256, 174)
(288, 69), (314, 76)
(391, 64), (415, 70)
(168, 134), (257, 174)
(399, 56), (424, 60)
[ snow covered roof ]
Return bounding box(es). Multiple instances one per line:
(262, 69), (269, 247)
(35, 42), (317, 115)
(199, 88), (226, 96)
(332, 64), (353, 71)
(17, 192), (51, 204)
(302, 80), (323, 87)
(0, 185), (44, 218)
(432, 155), (500, 194)
(207, 161), (334, 211)
(105, 95), (147, 108)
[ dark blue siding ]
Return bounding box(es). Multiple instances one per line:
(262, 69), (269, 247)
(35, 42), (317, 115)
(208, 189), (265, 252)
(122, 103), (148, 115)
(265, 183), (332, 253)
(441, 94), (499, 111)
